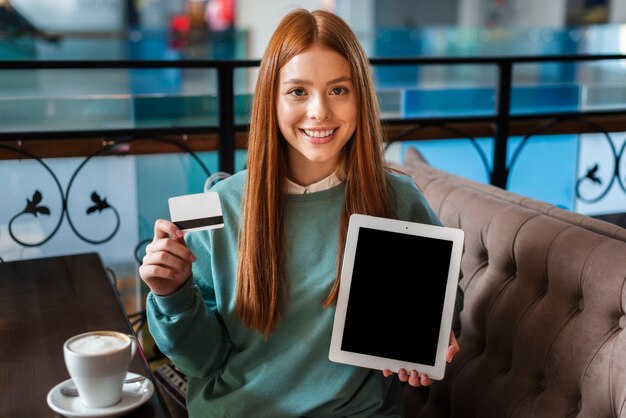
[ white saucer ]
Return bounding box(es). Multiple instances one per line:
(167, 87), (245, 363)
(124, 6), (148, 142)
(46, 372), (154, 418)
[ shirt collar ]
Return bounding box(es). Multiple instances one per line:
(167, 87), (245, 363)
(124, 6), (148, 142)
(286, 171), (343, 194)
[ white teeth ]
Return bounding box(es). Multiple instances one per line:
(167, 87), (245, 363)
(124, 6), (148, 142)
(303, 129), (335, 138)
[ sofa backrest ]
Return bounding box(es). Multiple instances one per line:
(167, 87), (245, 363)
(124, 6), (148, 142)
(396, 147), (626, 418)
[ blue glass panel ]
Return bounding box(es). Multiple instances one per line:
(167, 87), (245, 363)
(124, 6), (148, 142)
(403, 88), (495, 117)
(506, 135), (578, 210)
(510, 85), (580, 114)
(135, 152), (216, 243)
(401, 84), (581, 118)
(0, 38), (36, 59)
(400, 134), (578, 210)
(235, 93), (253, 125)
(127, 30), (179, 61)
(130, 68), (182, 96)
(133, 95), (217, 127)
(400, 138), (493, 184)
(373, 26), (624, 59)
(374, 29), (422, 88)
(135, 150), (247, 244)
(0, 95), (134, 133)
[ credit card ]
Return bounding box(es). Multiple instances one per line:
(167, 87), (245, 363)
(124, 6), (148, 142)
(168, 192), (224, 232)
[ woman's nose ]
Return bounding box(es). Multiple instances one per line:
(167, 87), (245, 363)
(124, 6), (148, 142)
(308, 96), (331, 121)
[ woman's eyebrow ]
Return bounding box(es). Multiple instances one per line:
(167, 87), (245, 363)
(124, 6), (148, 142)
(282, 76), (353, 85)
(282, 78), (312, 85)
(325, 76), (352, 85)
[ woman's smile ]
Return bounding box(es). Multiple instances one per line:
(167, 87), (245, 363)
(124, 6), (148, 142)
(300, 127), (338, 144)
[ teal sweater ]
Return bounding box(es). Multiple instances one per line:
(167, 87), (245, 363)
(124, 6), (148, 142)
(147, 170), (458, 417)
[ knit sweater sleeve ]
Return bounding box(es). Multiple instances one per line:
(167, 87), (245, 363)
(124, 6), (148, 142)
(145, 174), (247, 380)
(146, 230), (233, 379)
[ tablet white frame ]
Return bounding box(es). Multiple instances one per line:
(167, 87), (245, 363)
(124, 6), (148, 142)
(329, 214), (464, 380)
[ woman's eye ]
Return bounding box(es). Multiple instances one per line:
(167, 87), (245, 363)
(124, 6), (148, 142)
(331, 87), (348, 95)
(289, 88), (306, 97)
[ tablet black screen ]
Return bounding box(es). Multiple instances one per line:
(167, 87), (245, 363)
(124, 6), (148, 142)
(340, 227), (452, 365)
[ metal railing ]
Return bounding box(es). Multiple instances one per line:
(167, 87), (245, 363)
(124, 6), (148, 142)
(0, 54), (625, 260)
(2, 54), (626, 188)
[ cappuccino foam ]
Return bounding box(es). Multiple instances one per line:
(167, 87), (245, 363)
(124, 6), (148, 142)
(68, 334), (127, 355)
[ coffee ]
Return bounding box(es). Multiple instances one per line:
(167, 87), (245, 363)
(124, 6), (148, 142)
(64, 330), (137, 408)
(68, 333), (128, 355)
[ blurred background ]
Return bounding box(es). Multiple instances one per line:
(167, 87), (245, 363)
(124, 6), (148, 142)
(1, 0), (625, 357)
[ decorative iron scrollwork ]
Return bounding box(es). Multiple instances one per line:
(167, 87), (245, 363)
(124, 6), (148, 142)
(1, 137), (212, 265)
(1, 144), (65, 247)
(0, 142), (123, 247)
(387, 123), (492, 181)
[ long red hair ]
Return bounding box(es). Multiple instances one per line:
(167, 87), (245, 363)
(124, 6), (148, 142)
(236, 9), (394, 337)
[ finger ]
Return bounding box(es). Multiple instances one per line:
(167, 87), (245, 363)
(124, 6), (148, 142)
(408, 370), (421, 387)
(143, 251), (190, 274)
(139, 263), (180, 282)
(154, 219), (183, 240)
(420, 374), (433, 386)
(149, 238), (195, 262)
(397, 368), (409, 383)
(382, 369), (393, 378)
(447, 332), (460, 363)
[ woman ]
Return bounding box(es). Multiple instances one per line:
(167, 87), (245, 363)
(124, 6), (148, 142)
(140, 8), (461, 417)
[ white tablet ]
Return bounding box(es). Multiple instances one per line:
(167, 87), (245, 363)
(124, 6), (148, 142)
(329, 214), (464, 380)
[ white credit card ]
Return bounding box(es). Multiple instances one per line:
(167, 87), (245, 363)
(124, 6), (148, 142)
(168, 192), (224, 232)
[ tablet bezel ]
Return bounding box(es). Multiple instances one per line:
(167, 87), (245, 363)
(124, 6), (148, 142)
(328, 213), (464, 380)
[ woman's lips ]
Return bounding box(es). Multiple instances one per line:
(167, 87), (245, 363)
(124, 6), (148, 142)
(300, 128), (337, 144)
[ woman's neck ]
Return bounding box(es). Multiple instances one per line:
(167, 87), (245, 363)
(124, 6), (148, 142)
(289, 164), (337, 187)
(288, 152), (346, 187)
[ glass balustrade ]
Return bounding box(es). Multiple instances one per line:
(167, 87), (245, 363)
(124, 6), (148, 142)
(1, 25), (625, 267)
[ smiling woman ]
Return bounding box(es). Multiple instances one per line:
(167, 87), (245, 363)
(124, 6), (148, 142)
(277, 46), (357, 185)
(141, 8), (463, 418)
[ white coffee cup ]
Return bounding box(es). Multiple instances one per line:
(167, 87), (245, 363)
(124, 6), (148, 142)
(63, 330), (137, 408)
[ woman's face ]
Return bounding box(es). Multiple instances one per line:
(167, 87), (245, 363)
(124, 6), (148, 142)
(276, 45), (357, 185)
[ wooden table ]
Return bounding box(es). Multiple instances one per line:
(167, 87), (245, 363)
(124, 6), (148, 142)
(0, 252), (171, 418)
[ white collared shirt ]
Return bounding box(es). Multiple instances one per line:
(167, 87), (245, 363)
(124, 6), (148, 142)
(286, 172), (343, 194)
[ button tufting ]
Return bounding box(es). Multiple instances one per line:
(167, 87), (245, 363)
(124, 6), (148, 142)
(541, 377), (547, 390)
(534, 379), (547, 393)
(619, 315), (626, 330)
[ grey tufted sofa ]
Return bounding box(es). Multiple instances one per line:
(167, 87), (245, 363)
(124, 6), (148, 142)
(395, 147), (626, 418)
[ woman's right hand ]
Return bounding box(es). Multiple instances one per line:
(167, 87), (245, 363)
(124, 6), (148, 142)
(139, 219), (196, 296)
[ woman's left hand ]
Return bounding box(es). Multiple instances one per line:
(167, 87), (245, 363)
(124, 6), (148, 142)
(382, 331), (460, 387)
